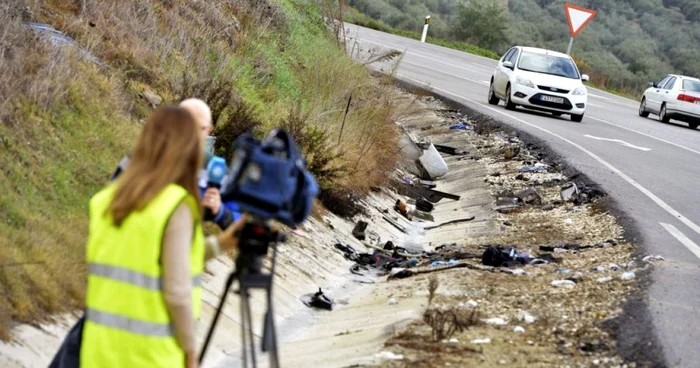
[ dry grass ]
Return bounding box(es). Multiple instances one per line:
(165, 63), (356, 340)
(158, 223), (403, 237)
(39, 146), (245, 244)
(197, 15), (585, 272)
(0, 0), (402, 338)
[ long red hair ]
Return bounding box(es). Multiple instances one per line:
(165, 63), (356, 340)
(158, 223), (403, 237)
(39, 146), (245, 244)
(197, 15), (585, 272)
(107, 106), (203, 226)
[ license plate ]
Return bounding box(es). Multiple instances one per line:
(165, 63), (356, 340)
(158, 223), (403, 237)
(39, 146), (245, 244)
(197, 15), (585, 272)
(541, 95), (564, 104)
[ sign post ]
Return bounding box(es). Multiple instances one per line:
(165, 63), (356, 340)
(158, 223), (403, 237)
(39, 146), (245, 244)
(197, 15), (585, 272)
(421, 16), (431, 43)
(564, 3), (597, 55)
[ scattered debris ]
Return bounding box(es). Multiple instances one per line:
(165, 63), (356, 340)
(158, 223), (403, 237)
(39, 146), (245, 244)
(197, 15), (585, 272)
(448, 338), (459, 343)
(519, 163), (548, 173)
(643, 255), (665, 263)
(520, 312), (536, 324)
(424, 216), (476, 230)
(515, 188), (542, 205)
(352, 221), (368, 241)
(466, 300), (479, 308)
(551, 280), (576, 288)
(620, 271), (636, 280)
(375, 351), (404, 361)
(302, 288), (334, 310)
(597, 276), (614, 284)
(484, 317), (508, 326)
(471, 338), (492, 344)
(514, 326), (526, 333)
(388, 298), (398, 305)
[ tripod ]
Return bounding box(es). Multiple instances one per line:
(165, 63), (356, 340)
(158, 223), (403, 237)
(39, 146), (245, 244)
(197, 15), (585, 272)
(199, 220), (285, 368)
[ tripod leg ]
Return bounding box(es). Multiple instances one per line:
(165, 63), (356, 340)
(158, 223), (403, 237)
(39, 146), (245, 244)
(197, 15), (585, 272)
(240, 288), (248, 368)
(243, 288), (257, 368)
(199, 272), (236, 364)
(267, 293), (279, 368)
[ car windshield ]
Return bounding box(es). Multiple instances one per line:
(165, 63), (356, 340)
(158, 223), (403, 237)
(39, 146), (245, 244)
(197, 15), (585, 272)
(683, 80), (700, 92)
(517, 52), (580, 79)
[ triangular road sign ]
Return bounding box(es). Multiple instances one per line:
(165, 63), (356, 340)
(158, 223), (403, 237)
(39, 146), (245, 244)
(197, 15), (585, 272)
(565, 3), (597, 37)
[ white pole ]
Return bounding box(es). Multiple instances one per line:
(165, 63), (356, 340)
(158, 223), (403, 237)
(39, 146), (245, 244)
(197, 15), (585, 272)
(421, 16), (431, 43)
(566, 36), (574, 55)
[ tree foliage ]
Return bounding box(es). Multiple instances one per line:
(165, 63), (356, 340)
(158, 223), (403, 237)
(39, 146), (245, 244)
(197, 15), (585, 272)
(452, 0), (508, 50)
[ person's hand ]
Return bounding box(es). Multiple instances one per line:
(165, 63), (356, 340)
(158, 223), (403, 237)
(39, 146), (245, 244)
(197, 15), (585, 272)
(203, 188), (222, 215)
(217, 214), (248, 252)
(185, 351), (199, 368)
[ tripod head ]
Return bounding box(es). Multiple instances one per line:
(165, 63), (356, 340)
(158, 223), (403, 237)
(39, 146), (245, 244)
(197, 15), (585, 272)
(234, 218), (286, 276)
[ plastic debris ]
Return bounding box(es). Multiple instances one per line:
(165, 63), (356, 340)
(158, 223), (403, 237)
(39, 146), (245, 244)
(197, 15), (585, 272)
(643, 255), (665, 263)
(431, 259), (460, 268)
(466, 300), (479, 308)
(596, 276), (614, 284)
(471, 338), (492, 344)
(519, 163), (549, 173)
(521, 312), (536, 324)
(551, 280), (576, 288)
(449, 338), (459, 343)
(560, 182), (580, 202)
(376, 351), (404, 361)
(620, 271), (636, 280)
(514, 326), (526, 333)
(388, 298), (398, 305)
(484, 317), (508, 326)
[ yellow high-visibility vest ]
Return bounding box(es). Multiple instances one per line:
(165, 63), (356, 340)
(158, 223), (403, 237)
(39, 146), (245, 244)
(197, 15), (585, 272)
(80, 184), (205, 368)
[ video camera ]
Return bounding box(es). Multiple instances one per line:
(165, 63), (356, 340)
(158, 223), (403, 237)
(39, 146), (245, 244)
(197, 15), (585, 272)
(221, 128), (319, 227)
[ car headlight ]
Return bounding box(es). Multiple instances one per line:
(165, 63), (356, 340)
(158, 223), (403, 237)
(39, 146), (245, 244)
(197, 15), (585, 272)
(572, 86), (587, 96)
(516, 76), (535, 88)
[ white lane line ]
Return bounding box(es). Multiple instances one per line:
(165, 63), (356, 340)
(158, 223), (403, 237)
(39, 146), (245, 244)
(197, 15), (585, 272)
(587, 116), (700, 157)
(584, 135), (652, 151)
(395, 73), (700, 237)
(589, 94), (610, 100)
(480, 81), (490, 85)
(661, 223), (700, 261)
(401, 59), (486, 85)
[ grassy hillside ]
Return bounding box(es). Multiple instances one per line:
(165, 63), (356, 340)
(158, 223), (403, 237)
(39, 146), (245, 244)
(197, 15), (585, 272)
(346, 0), (700, 96)
(0, 0), (398, 338)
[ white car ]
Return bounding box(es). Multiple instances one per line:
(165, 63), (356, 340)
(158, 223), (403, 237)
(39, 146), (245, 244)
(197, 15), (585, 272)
(639, 74), (700, 129)
(488, 46), (589, 122)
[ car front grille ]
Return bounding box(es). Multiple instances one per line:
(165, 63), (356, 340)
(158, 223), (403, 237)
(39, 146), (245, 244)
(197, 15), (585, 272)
(529, 94), (574, 110)
(538, 85), (570, 94)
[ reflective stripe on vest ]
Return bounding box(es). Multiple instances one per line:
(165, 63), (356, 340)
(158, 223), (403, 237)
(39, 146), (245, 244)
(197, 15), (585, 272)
(88, 263), (202, 290)
(86, 308), (174, 337)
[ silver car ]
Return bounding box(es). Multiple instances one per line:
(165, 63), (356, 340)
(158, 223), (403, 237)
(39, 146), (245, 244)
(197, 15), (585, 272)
(639, 74), (700, 129)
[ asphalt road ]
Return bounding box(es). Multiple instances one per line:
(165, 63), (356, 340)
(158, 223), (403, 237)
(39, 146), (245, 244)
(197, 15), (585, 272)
(345, 24), (700, 366)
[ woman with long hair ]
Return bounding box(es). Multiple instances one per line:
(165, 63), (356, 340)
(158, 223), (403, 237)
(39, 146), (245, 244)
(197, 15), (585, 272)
(79, 106), (243, 368)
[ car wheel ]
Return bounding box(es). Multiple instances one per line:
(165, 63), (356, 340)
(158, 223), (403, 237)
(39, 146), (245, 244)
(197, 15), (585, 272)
(689, 122), (699, 130)
(505, 84), (516, 110)
(638, 98), (650, 118)
(571, 114), (584, 123)
(487, 82), (500, 105)
(660, 103), (670, 123)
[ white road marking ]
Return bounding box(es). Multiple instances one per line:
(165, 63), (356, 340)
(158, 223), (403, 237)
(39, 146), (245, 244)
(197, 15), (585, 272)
(661, 223), (700, 261)
(395, 73), (700, 237)
(584, 134), (652, 151)
(587, 116), (700, 157)
(589, 94), (610, 100)
(480, 81), (490, 85)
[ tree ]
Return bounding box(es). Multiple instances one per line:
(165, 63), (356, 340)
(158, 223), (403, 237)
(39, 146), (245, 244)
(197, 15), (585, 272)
(452, 0), (509, 51)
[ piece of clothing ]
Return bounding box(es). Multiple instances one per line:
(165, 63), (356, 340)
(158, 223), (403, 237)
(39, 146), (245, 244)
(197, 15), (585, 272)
(111, 153), (240, 229)
(81, 184), (205, 368)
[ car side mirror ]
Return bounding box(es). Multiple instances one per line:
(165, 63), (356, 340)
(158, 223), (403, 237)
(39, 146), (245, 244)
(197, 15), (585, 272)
(648, 82), (656, 87)
(581, 74), (590, 82)
(503, 61), (514, 70)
